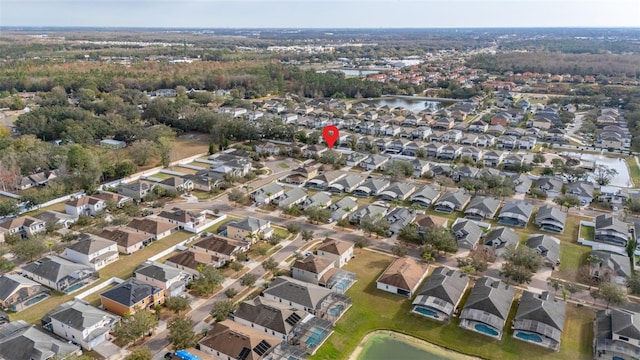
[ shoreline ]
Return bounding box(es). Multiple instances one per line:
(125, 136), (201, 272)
(348, 330), (483, 360)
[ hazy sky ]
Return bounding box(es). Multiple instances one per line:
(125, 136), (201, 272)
(2, 0), (639, 28)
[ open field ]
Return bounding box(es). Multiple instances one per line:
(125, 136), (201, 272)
(170, 135), (210, 162)
(312, 250), (593, 360)
(627, 157), (640, 187)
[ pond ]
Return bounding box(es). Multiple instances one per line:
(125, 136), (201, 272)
(353, 332), (479, 360)
(364, 97), (456, 113)
(562, 152), (631, 188)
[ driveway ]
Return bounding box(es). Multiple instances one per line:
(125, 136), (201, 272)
(93, 340), (125, 360)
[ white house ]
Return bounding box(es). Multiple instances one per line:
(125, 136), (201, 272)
(134, 261), (193, 297)
(64, 196), (106, 217)
(316, 238), (354, 268)
(63, 236), (119, 270)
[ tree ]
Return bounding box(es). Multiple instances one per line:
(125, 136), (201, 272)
(165, 296), (189, 314)
(191, 266), (226, 296)
(113, 311), (158, 345)
(262, 258), (279, 273)
(114, 160), (138, 178)
(12, 236), (46, 262)
(597, 281), (628, 308)
(627, 272), (640, 295)
(304, 206), (331, 224)
(398, 224), (420, 243)
(157, 136), (174, 167)
(502, 262), (535, 285)
(241, 273), (257, 287)
(532, 153), (546, 164)
(354, 236), (369, 250)
(547, 277), (562, 294)
(228, 189), (247, 205)
(211, 299), (236, 322)
(230, 261), (244, 272)
(301, 230), (314, 241)
(564, 282), (581, 299)
(125, 347), (152, 360)
(385, 160), (413, 180)
(129, 140), (158, 166)
(167, 316), (197, 350)
(286, 223), (301, 234)
(391, 243), (408, 257)
(626, 238), (637, 259)
(501, 244), (543, 284)
(593, 165), (618, 186)
(422, 226), (457, 254)
(553, 194), (581, 210)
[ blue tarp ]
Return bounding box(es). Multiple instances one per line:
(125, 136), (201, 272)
(175, 350), (202, 360)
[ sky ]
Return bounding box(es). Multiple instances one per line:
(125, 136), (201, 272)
(1, 0), (639, 28)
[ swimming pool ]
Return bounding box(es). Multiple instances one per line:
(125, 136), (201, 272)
(333, 278), (352, 293)
(66, 282), (87, 293)
(414, 307), (440, 319)
(328, 305), (344, 317)
(305, 327), (328, 349)
(23, 294), (47, 307)
(516, 332), (543, 343)
(474, 324), (499, 337)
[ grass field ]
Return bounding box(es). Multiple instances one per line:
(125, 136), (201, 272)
(627, 156), (640, 187)
(579, 224), (595, 241)
(202, 215), (242, 234)
(311, 250), (593, 360)
(171, 136), (210, 162)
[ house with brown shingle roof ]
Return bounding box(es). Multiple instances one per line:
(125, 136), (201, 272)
(92, 191), (132, 208)
(198, 320), (280, 360)
(292, 255), (335, 285)
(376, 257), (429, 298)
(64, 196), (106, 217)
(316, 238), (354, 268)
(95, 227), (153, 254)
(191, 235), (250, 262)
(126, 218), (178, 240)
(164, 249), (226, 275)
(0, 215), (46, 239)
(155, 208), (207, 233)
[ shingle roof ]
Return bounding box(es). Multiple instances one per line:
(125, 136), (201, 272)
(192, 235), (247, 256)
(22, 256), (94, 283)
(0, 321), (80, 360)
(514, 291), (565, 342)
(317, 238), (353, 256)
(198, 320), (280, 360)
(263, 276), (333, 310)
(376, 257), (429, 292)
(100, 278), (162, 307)
(126, 218), (177, 235)
(65, 237), (116, 256)
(46, 300), (119, 332)
(461, 277), (514, 330)
(293, 255), (334, 274)
(526, 234), (561, 265)
(135, 262), (184, 283)
(233, 298), (307, 336)
(230, 217), (270, 232)
(412, 267), (469, 316)
(0, 274), (43, 303)
(595, 214), (629, 235)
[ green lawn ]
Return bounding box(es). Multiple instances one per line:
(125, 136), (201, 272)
(150, 172), (174, 180)
(278, 162), (290, 169)
(202, 215), (242, 234)
(312, 250), (593, 360)
(272, 226), (290, 239)
(627, 157), (640, 187)
(579, 224), (595, 241)
(559, 243), (591, 273)
(10, 230), (193, 324)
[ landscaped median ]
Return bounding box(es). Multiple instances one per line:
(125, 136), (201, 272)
(311, 249), (593, 360)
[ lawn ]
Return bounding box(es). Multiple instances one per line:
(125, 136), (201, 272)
(170, 136), (210, 162)
(149, 172), (174, 180)
(272, 226), (290, 239)
(559, 243), (591, 273)
(24, 202), (67, 216)
(10, 230), (193, 324)
(202, 215), (242, 234)
(312, 250), (593, 360)
(278, 162), (290, 169)
(627, 157), (640, 187)
(579, 224), (595, 241)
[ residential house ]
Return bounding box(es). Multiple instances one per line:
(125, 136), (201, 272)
(361, 154), (390, 171)
(498, 201), (535, 227)
(410, 185), (440, 208)
(415, 215), (449, 235)
(254, 142), (282, 156)
(43, 300), (120, 350)
(126, 217), (178, 241)
(459, 277), (514, 340)
(306, 171), (346, 190)
(345, 152), (368, 167)
(329, 196), (358, 222)
(452, 219), (483, 249)
(184, 174), (219, 192)
(0, 216), (46, 239)
(232, 297), (311, 341)
(227, 217), (273, 242)
(534, 205), (567, 233)
(476, 134), (496, 148)
(301, 191), (333, 210)
(425, 142), (445, 157)
(63, 236), (119, 270)
(434, 190), (471, 214)
(0, 274), (49, 312)
(497, 135), (518, 150)
(21, 255), (97, 292)
(566, 181), (595, 205)
(100, 278), (165, 317)
(34, 211), (77, 229)
(156, 208), (207, 233)
(276, 188), (308, 209)
(460, 146), (483, 163)
(14, 170), (61, 191)
(483, 151), (505, 167)
(533, 177), (564, 198)
(411, 267), (470, 322)
(64, 196), (106, 217)
(594, 308), (640, 360)
(96, 226), (153, 255)
(526, 234), (561, 269)
(164, 249), (226, 275)
(191, 235), (250, 262)
(251, 183), (285, 205)
(327, 174), (366, 194)
(379, 182), (416, 201)
(386, 207), (416, 236)
(353, 178), (391, 197)
(134, 261), (192, 297)
(376, 257), (429, 298)
(198, 320), (280, 360)
(591, 250), (632, 285)
(292, 255), (336, 286)
(487, 124), (506, 137)
(316, 238), (354, 268)
(483, 227), (519, 254)
(437, 144), (462, 160)
(595, 214), (631, 247)
(513, 291), (565, 350)
(502, 154), (524, 171)
(468, 120), (488, 133)
(511, 173), (532, 194)
(519, 136), (537, 150)
(0, 320), (80, 360)
(93, 191), (132, 208)
(156, 176), (194, 193)
(116, 182), (153, 201)
(452, 166), (479, 182)
(349, 204), (388, 224)
(284, 166), (319, 185)
(464, 196), (501, 220)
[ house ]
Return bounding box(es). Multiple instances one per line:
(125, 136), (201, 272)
(63, 236), (119, 270)
(353, 178), (390, 197)
(410, 158), (431, 177)
(595, 214), (630, 247)
(411, 267), (470, 322)
(43, 300), (120, 350)
(96, 226), (154, 255)
(468, 120), (488, 133)
(349, 204), (388, 224)
(459, 277), (514, 340)
(566, 181), (595, 205)
(156, 176), (194, 193)
(452, 219), (483, 249)
(0, 216), (46, 239)
(594, 308), (640, 360)
(386, 207), (416, 235)
(464, 196), (501, 220)
(535, 205), (567, 233)
(345, 152), (368, 167)
(410, 185), (440, 208)
(198, 320), (280, 360)
(497, 135), (518, 150)
(378, 182), (416, 201)
(316, 238), (354, 268)
(460, 146), (483, 162)
(376, 257), (429, 298)
(99, 278), (165, 317)
(306, 171), (346, 190)
(0, 320), (81, 360)
(156, 208), (207, 233)
(361, 154), (390, 171)
(452, 166), (479, 182)
(184, 174), (219, 192)
(498, 201), (534, 227)
(425, 142), (445, 157)
(251, 183), (285, 205)
(191, 235), (250, 262)
(327, 174), (365, 195)
(116, 181), (153, 201)
(276, 188), (308, 209)
(284, 166), (319, 185)
(262, 276), (350, 321)
(14, 170), (61, 191)
(126, 217), (178, 241)
(437, 144), (462, 160)
(254, 142), (282, 156)
(519, 136), (537, 150)
(301, 191), (333, 210)
(0, 274), (50, 312)
(415, 214), (449, 235)
(21, 255), (97, 293)
(510, 173), (532, 194)
(303, 145), (328, 158)
(227, 217), (273, 242)
(526, 234), (561, 269)
(291, 254), (346, 289)
(34, 211), (77, 229)
(329, 196), (358, 222)
(93, 191), (132, 208)
(591, 250), (632, 285)
(483, 227), (519, 253)
(502, 154), (524, 171)
(434, 190), (471, 214)
(164, 249), (226, 275)
(134, 261), (192, 297)
(476, 134), (496, 148)
(232, 297), (311, 341)
(513, 291), (565, 350)
(533, 177), (564, 198)
(64, 196), (106, 217)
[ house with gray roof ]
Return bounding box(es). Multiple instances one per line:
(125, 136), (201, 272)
(345, 152), (368, 167)
(352, 178), (390, 197)
(513, 291), (565, 350)
(410, 158), (431, 177)
(483, 227), (519, 254)
(0, 320), (81, 360)
(0, 274), (49, 312)
(327, 174), (366, 194)
(595, 214), (630, 247)
(594, 308), (640, 360)
(459, 277), (514, 340)
(329, 196), (358, 222)
(464, 196), (501, 220)
(498, 201), (534, 227)
(275, 187), (308, 209)
(361, 154), (390, 171)
(510, 173), (532, 194)
(379, 182), (416, 201)
(134, 261), (193, 297)
(21, 256), (97, 293)
(434, 190), (471, 214)
(452, 166), (479, 182)
(232, 297), (312, 341)
(43, 300), (120, 350)
(526, 235), (561, 269)
(349, 205), (388, 224)
(386, 207), (416, 236)
(63, 236), (119, 270)
(412, 267), (470, 323)
(301, 191), (333, 210)
(306, 171), (346, 190)
(566, 181), (595, 205)
(410, 185), (440, 208)
(251, 183), (285, 205)
(116, 181), (154, 201)
(452, 219), (483, 250)
(534, 205), (566, 233)
(591, 250), (632, 285)
(532, 177), (563, 198)
(227, 217), (273, 242)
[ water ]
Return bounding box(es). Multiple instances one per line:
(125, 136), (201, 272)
(305, 327), (328, 349)
(474, 324), (499, 337)
(316, 69), (380, 76)
(515, 332), (543, 343)
(66, 282), (86, 293)
(365, 98), (453, 113)
(414, 307), (440, 319)
(358, 334), (453, 360)
(328, 304), (345, 317)
(562, 152), (631, 188)
(24, 294), (47, 306)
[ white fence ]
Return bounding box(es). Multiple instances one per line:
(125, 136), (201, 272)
(147, 234), (200, 262)
(577, 220), (640, 256)
(0, 190), (20, 200)
(74, 277), (124, 301)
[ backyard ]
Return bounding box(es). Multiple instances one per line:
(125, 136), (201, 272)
(627, 156), (640, 187)
(312, 250), (593, 360)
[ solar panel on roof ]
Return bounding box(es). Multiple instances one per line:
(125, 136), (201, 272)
(253, 340), (272, 356)
(238, 347), (252, 360)
(285, 312), (302, 326)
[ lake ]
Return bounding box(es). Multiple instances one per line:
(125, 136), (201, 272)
(365, 97), (457, 113)
(562, 152), (632, 188)
(353, 332), (478, 360)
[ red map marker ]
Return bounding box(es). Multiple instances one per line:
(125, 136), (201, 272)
(322, 125), (339, 149)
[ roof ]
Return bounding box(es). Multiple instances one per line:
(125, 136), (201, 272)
(193, 235), (248, 256)
(412, 267), (469, 315)
(156, 208), (204, 224)
(410, 186), (440, 203)
(230, 217), (270, 232)
(0, 320), (80, 360)
(452, 220), (483, 249)
(592, 250), (632, 278)
(46, 300), (119, 332)
(22, 256), (94, 283)
(436, 190), (471, 209)
(498, 201), (534, 222)
(526, 234), (561, 264)
(483, 227), (519, 248)
(135, 262), (184, 283)
(317, 238), (353, 256)
(97, 227), (153, 248)
(100, 278), (162, 307)
(461, 277), (514, 330)
(233, 297), (307, 336)
(126, 218), (178, 235)
(198, 320), (280, 360)
(263, 276), (333, 310)
(535, 205), (566, 224)
(0, 216), (44, 231)
(65, 196), (104, 208)
(0, 274), (43, 302)
(65, 236), (116, 255)
(376, 257), (429, 292)
(514, 291), (565, 343)
(165, 249), (220, 271)
(293, 255), (334, 274)
(611, 308), (640, 339)
(595, 214), (629, 235)
(414, 214), (449, 228)
(93, 191), (130, 204)
(465, 196), (501, 218)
